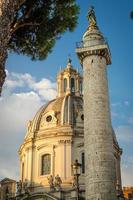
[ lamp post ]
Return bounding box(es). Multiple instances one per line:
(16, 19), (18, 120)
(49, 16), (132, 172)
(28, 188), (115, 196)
(72, 159), (81, 200)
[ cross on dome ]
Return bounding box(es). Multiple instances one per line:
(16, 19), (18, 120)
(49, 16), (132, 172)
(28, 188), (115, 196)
(66, 57), (72, 69)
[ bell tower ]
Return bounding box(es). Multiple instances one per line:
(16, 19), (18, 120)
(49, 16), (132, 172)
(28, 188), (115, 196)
(76, 7), (117, 200)
(57, 58), (83, 97)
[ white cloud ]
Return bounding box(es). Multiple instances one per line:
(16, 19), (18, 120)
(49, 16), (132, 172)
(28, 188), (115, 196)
(0, 91), (42, 180)
(122, 166), (133, 186)
(111, 101), (130, 107)
(128, 117), (133, 124)
(115, 125), (133, 143)
(124, 101), (130, 106)
(121, 155), (133, 186)
(0, 71), (57, 180)
(114, 125), (133, 186)
(3, 71), (57, 101)
(0, 156), (19, 180)
(31, 78), (57, 100)
(111, 111), (119, 118)
(111, 102), (121, 107)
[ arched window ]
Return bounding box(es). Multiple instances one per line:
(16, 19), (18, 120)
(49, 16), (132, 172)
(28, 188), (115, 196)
(71, 78), (75, 94)
(81, 152), (85, 174)
(64, 78), (67, 92)
(41, 154), (51, 175)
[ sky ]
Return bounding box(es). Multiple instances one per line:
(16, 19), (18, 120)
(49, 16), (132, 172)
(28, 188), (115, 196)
(0, 0), (133, 187)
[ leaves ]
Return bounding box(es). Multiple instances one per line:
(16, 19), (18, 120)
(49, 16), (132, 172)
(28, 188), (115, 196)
(131, 11), (133, 19)
(9, 0), (79, 60)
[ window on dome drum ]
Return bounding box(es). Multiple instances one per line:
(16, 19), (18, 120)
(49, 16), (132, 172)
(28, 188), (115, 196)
(71, 78), (75, 94)
(41, 154), (51, 175)
(64, 78), (67, 92)
(81, 152), (85, 174)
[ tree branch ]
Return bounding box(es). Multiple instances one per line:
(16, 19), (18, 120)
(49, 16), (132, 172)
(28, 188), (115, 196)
(11, 22), (40, 34)
(24, 0), (36, 18)
(17, 0), (27, 9)
(11, 0), (37, 34)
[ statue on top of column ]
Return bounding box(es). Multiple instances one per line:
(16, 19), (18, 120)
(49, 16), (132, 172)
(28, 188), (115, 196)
(87, 6), (97, 26)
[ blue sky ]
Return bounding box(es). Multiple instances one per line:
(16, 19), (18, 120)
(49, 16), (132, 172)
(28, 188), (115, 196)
(0, 0), (133, 186)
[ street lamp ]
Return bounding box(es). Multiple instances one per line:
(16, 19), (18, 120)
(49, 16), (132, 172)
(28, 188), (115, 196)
(72, 159), (82, 200)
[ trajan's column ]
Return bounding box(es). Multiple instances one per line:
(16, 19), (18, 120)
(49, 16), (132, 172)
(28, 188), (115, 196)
(76, 7), (117, 200)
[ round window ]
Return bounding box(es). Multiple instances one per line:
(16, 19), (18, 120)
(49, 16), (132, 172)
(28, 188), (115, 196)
(46, 115), (52, 122)
(81, 114), (84, 121)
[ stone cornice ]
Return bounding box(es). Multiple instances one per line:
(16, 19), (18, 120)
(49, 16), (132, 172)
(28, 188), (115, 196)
(76, 142), (84, 147)
(35, 125), (73, 134)
(76, 44), (111, 65)
(58, 139), (73, 144)
(37, 143), (56, 150)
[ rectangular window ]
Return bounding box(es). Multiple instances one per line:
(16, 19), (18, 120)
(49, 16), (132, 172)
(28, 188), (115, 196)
(41, 154), (51, 175)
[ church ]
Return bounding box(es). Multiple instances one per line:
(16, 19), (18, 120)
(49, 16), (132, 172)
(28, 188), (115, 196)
(0, 7), (127, 200)
(17, 58), (122, 200)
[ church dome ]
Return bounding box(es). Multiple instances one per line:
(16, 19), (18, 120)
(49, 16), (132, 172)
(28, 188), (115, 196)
(25, 59), (83, 140)
(25, 95), (83, 140)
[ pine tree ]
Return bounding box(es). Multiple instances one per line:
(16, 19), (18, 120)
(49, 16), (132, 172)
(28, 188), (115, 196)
(131, 11), (133, 19)
(0, 0), (79, 95)
(0, 0), (19, 94)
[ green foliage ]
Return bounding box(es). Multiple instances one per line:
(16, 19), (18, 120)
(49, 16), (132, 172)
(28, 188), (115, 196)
(131, 11), (133, 19)
(9, 0), (79, 60)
